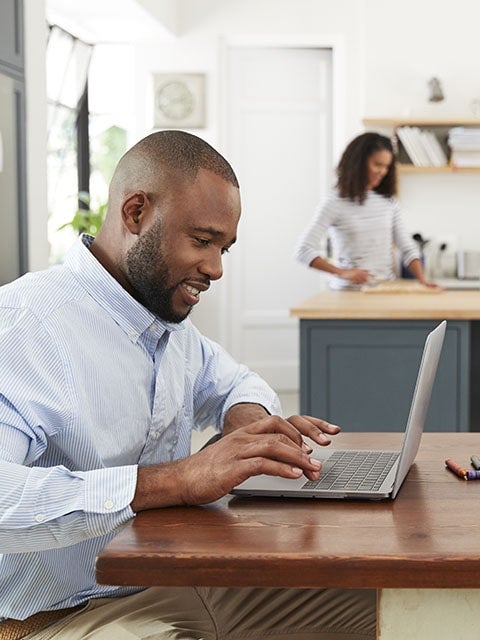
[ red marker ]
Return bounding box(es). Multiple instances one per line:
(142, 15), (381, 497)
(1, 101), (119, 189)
(445, 458), (467, 479)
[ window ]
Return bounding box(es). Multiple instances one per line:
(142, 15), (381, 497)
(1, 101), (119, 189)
(46, 24), (92, 263)
(46, 26), (129, 263)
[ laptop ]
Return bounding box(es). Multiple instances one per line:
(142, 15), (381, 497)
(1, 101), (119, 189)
(232, 320), (446, 501)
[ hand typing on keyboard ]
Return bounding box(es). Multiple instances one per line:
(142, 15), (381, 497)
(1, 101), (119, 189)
(135, 412), (342, 509)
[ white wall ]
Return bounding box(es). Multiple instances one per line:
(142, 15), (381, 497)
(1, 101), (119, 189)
(26, 0), (480, 326)
(363, 0), (480, 119)
(131, 0), (366, 343)
(363, 0), (480, 259)
(128, 0), (480, 350)
(133, 0), (366, 149)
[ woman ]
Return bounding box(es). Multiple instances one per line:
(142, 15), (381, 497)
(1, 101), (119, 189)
(294, 132), (436, 290)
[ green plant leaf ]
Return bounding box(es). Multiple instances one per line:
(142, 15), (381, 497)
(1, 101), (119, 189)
(57, 193), (107, 236)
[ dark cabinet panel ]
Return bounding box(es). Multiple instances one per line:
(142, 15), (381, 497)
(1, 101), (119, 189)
(0, 0), (27, 282)
(0, 73), (26, 283)
(300, 320), (470, 432)
(0, 0), (23, 72)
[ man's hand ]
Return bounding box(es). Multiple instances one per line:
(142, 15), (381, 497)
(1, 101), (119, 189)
(223, 404), (340, 445)
(131, 413), (340, 512)
(222, 402), (273, 435)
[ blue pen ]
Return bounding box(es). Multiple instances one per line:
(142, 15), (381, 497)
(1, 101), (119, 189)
(466, 470), (480, 480)
(471, 455), (480, 470)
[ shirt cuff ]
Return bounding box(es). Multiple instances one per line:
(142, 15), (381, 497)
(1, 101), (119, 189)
(81, 465), (138, 515)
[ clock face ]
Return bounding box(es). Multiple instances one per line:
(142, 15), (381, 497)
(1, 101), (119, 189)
(155, 81), (195, 120)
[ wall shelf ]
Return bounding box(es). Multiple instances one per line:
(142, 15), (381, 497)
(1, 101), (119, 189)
(364, 117), (480, 128)
(398, 164), (480, 174)
(364, 117), (480, 173)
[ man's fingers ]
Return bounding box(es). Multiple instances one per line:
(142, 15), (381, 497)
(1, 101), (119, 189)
(240, 455), (321, 482)
(238, 434), (320, 469)
(232, 412), (341, 450)
(286, 414), (341, 446)
(222, 429), (322, 478)
(244, 414), (305, 447)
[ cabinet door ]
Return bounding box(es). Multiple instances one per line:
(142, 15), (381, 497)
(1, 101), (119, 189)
(0, 72), (27, 284)
(300, 320), (469, 432)
(0, 0), (23, 71)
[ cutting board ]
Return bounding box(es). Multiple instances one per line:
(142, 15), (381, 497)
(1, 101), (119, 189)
(362, 280), (443, 294)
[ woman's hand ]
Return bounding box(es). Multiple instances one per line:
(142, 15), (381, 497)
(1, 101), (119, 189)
(340, 267), (372, 284)
(418, 278), (444, 290)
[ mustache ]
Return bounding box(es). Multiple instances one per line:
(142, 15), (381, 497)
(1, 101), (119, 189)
(184, 277), (211, 289)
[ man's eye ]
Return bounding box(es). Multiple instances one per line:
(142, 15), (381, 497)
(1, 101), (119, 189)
(195, 238), (210, 247)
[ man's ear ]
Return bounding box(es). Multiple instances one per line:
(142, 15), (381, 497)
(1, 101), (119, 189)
(121, 191), (151, 235)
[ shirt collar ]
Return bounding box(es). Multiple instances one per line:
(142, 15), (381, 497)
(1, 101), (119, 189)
(64, 235), (186, 343)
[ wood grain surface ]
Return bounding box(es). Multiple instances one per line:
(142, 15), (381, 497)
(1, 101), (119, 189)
(290, 289), (480, 319)
(96, 432), (480, 589)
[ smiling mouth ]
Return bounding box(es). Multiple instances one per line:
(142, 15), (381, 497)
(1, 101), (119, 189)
(183, 283), (200, 298)
(180, 282), (210, 305)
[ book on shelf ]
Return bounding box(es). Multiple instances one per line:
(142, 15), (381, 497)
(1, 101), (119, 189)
(448, 127), (480, 148)
(421, 130), (448, 166)
(425, 131), (448, 165)
(448, 127), (480, 167)
(450, 150), (480, 168)
(396, 126), (424, 166)
(396, 126), (448, 167)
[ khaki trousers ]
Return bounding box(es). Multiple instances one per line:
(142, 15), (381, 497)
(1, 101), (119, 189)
(26, 587), (376, 640)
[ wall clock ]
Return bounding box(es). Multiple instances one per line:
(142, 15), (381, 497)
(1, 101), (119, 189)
(153, 73), (206, 129)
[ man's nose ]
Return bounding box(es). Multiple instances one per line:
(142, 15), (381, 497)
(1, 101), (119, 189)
(200, 251), (223, 281)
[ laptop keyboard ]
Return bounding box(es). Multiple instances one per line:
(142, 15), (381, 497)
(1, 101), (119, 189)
(302, 450), (400, 492)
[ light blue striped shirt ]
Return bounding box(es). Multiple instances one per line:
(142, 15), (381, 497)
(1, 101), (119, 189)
(0, 235), (280, 619)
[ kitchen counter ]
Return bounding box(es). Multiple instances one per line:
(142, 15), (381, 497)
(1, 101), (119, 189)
(290, 288), (480, 320)
(290, 287), (480, 432)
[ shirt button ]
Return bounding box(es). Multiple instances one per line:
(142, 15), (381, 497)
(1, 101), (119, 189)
(128, 329), (136, 339)
(35, 514), (45, 523)
(149, 323), (157, 332)
(151, 432), (158, 440)
(104, 500), (114, 510)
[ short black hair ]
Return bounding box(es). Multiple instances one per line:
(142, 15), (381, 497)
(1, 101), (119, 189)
(336, 132), (397, 203)
(111, 130), (239, 196)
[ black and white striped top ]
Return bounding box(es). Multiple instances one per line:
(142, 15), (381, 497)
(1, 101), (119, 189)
(294, 190), (420, 289)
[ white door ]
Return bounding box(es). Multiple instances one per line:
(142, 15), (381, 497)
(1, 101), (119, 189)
(222, 45), (333, 392)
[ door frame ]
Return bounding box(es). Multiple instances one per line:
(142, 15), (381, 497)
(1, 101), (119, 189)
(217, 34), (347, 357)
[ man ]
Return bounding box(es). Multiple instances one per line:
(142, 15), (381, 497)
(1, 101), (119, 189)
(0, 131), (376, 639)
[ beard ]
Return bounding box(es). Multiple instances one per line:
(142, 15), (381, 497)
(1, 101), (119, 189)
(125, 218), (191, 323)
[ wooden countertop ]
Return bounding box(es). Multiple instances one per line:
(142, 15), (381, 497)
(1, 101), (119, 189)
(290, 288), (480, 320)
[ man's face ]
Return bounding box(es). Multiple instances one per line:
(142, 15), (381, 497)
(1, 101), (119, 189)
(126, 169), (240, 323)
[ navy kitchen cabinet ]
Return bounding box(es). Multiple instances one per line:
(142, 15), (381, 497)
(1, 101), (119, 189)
(299, 320), (472, 432)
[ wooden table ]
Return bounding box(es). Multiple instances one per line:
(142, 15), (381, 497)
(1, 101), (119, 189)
(96, 433), (480, 640)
